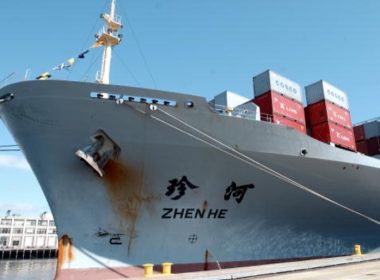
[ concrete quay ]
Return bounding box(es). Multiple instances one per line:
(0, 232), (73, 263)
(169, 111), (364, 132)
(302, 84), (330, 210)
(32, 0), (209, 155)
(128, 253), (380, 280)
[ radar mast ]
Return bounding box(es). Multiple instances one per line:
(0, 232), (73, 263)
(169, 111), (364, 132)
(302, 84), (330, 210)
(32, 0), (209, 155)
(95, 0), (122, 84)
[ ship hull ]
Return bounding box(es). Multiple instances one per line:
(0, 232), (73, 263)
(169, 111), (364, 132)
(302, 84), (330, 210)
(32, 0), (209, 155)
(1, 80), (380, 279)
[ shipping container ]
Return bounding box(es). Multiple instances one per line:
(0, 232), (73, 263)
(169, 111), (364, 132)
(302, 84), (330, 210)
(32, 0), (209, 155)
(367, 137), (380, 156)
(213, 90), (249, 108)
(305, 80), (349, 110)
(234, 102), (261, 121)
(253, 91), (306, 124)
(267, 114), (306, 134)
(363, 119), (380, 139)
(355, 140), (368, 155)
(305, 100), (352, 128)
(311, 122), (356, 151)
(253, 70), (303, 103)
(353, 124), (366, 142)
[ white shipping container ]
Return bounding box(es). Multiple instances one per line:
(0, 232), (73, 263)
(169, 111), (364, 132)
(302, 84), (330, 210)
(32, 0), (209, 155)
(253, 70), (303, 103)
(305, 80), (349, 110)
(234, 102), (261, 121)
(213, 91), (249, 108)
(363, 119), (380, 139)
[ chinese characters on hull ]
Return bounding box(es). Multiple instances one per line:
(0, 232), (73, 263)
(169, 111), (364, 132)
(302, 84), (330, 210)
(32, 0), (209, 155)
(224, 182), (255, 204)
(165, 176), (199, 200)
(162, 177), (255, 219)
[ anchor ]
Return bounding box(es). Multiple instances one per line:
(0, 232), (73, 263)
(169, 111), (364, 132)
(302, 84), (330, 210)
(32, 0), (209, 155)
(75, 130), (120, 177)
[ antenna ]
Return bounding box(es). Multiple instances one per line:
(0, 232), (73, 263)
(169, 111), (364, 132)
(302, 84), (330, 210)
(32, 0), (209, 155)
(95, 0), (122, 84)
(24, 68), (31, 80)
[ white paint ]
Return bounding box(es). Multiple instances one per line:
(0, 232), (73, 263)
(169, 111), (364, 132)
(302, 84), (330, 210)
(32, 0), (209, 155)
(213, 91), (249, 108)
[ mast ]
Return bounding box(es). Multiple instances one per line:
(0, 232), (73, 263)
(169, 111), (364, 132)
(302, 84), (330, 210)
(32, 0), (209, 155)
(95, 0), (122, 84)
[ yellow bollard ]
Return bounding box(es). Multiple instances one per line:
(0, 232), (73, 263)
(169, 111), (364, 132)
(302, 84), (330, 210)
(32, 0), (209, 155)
(354, 244), (362, 256)
(161, 262), (173, 275)
(143, 263), (154, 277)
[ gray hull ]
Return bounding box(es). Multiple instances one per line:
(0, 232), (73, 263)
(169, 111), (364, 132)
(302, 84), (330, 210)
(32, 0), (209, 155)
(1, 80), (380, 273)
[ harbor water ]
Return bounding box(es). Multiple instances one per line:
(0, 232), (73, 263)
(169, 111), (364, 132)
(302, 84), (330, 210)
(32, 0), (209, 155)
(0, 259), (56, 280)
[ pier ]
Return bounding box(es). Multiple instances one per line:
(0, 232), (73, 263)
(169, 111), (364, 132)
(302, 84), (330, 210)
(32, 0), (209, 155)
(0, 248), (57, 260)
(0, 212), (58, 260)
(129, 253), (380, 280)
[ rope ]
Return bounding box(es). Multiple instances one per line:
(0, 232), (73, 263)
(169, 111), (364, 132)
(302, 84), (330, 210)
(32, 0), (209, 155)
(114, 49), (141, 86)
(150, 107), (380, 226)
(118, 1), (158, 89)
(0, 145), (20, 152)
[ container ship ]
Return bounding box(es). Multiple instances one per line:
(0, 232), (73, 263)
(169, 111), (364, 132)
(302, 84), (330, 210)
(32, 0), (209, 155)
(1, 1), (380, 279)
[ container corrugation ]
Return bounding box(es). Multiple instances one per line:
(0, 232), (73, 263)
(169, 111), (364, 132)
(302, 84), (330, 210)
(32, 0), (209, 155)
(253, 70), (303, 103)
(363, 120), (380, 139)
(353, 124), (366, 142)
(269, 114), (306, 134)
(213, 91), (249, 108)
(305, 100), (352, 128)
(311, 122), (356, 151)
(356, 140), (368, 155)
(305, 80), (349, 110)
(367, 137), (380, 156)
(253, 91), (306, 124)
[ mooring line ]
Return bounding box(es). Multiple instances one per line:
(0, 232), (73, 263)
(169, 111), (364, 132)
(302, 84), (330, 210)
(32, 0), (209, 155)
(151, 107), (380, 226)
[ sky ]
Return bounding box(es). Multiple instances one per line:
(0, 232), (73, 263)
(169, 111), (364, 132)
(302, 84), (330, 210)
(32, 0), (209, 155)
(1, 0), (380, 217)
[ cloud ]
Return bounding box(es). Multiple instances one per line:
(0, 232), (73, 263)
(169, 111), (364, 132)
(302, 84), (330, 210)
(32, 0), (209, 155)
(0, 155), (31, 170)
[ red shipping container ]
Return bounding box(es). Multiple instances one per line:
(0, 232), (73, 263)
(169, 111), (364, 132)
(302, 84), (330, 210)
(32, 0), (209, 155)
(353, 124), (365, 142)
(367, 137), (380, 156)
(311, 122), (356, 151)
(269, 114), (306, 134)
(356, 140), (368, 155)
(305, 100), (352, 128)
(253, 91), (306, 124)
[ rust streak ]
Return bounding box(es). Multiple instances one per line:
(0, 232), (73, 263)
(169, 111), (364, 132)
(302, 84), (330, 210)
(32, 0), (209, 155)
(204, 249), (209, 271)
(202, 200), (208, 210)
(103, 160), (159, 255)
(55, 234), (74, 279)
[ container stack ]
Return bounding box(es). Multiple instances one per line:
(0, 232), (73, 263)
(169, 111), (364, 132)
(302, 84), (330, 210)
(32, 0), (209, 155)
(305, 81), (356, 151)
(354, 119), (380, 156)
(252, 70), (306, 134)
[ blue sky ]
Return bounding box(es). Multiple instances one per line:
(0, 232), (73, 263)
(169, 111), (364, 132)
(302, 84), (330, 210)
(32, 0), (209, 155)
(1, 0), (380, 217)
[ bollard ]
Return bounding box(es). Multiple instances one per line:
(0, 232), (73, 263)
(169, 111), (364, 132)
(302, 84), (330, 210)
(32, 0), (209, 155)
(354, 244), (362, 256)
(143, 263), (154, 277)
(161, 262), (173, 275)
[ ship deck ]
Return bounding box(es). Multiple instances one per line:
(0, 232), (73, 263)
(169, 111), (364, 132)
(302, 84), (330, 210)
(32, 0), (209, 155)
(129, 252), (380, 280)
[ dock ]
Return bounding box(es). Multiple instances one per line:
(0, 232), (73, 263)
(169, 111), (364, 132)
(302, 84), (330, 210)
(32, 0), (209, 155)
(129, 253), (380, 280)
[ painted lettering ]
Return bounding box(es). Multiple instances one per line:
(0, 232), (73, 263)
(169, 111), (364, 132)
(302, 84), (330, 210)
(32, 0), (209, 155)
(162, 208), (228, 219)
(161, 208), (172, 219)
(185, 208), (195, 219)
(195, 208), (205, 218)
(173, 208), (185, 219)
(218, 209), (227, 219)
(224, 182), (255, 204)
(165, 176), (199, 200)
(207, 209), (219, 219)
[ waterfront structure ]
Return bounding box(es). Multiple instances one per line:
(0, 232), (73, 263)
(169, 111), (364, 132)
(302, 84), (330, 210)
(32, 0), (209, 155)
(0, 212), (57, 259)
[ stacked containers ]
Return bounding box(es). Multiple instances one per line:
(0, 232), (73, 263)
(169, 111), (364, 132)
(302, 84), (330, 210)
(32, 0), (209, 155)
(252, 70), (306, 134)
(354, 119), (380, 156)
(305, 81), (356, 151)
